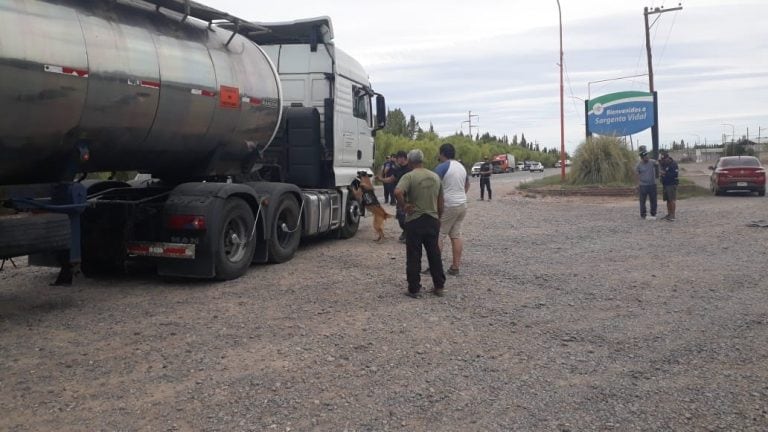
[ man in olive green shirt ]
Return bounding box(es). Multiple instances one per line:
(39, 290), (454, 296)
(394, 149), (446, 298)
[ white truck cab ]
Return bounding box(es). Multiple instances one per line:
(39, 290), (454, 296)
(255, 17), (385, 187)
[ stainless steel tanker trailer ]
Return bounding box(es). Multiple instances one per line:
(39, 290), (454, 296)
(0, 0), (386, 284)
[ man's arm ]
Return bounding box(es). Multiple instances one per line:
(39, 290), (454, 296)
(437, 191), (444, 218)
(480, 164), (491, 175)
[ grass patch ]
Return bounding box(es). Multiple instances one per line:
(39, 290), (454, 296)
(518, 175), (710, 200)
(518, 174), (631, 190)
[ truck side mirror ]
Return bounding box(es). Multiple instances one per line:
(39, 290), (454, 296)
(375, 94), (386, 130)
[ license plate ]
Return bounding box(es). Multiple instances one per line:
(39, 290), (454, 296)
(737, 182), (747, 187)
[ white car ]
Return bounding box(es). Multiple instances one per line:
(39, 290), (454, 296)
(529, 161), (544, 172)
(471, 162), (483, 177)
(516, 162), (525, 171)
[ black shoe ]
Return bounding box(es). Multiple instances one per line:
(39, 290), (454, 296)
(405, 291), (422, 299)
(430, 287), (445, 297)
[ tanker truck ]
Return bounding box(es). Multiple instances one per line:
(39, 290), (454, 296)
(0, 0), (386, 284)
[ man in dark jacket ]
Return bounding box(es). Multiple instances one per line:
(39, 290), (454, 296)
(376, 150), (411, 242)
(659, 150), (679, 222)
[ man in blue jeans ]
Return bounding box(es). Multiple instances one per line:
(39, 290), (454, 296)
(635, 150), (659, 220)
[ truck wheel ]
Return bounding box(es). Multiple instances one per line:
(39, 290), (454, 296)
(0, 213), (70, 259)
(338, 194), (361, 239)
(268, 195), (301, 263)
(214, 198), (256, 280)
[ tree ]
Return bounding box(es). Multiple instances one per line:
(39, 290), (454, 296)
(511, 134), (518, 146)
(406, 114), (419, 140)
(383, 108), (407, 137)
(520, 134), (527, 149)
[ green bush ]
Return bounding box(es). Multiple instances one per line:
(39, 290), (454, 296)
(568, 136), (636, 186)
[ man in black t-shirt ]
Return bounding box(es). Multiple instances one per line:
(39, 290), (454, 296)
(479, 157), (492, 201)
(376, 150), (411, 242)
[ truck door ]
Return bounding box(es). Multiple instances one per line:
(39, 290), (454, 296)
(352, 86), (374, 167)
(335, 78), (372, 168)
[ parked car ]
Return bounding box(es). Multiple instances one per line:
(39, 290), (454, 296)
(554, 161), (561, 168)
(516, 162), (525, 171)
(709, 156), (766, 196)
(529, 161), (544, 172)
(471, 162), (483, 177)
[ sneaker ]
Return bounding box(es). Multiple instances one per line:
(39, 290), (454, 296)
(646, 215), (656, 221)
(430, 287), (445, 297)
(664, 217), (675, 222)
(405, 291), (422, 299)
(447, 267), (459, 276)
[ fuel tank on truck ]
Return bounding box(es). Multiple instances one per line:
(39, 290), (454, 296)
(0, 0), (282, 185)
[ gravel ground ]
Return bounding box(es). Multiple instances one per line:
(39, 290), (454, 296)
(1, 166), (767, 431)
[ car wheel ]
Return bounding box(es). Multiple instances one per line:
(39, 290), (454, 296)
(758, 189), (766, 197)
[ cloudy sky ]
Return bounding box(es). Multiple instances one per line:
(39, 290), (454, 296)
(203, 0), (768, 153)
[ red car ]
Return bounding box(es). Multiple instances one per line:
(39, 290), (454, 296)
(709, 156), (766, 196)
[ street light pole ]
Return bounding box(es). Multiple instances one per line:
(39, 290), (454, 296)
(557, 0), (565, 180)
(721, 123), (735, 144)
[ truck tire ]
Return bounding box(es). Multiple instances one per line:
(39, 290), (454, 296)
(214, 198), (257, 280)
(338, 194), (361, 239)
(0, 213), (70, 259)
(268, 195), (301, 263)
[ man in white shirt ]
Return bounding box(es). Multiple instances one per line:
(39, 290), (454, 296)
(433, 143), (469, 275)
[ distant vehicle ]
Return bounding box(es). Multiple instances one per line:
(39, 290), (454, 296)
(554, 161), (561, 168)
(529, 161), (544, 172)
(492, 153), (515, 172)
(522, 160), (532, 171)
(709, 156), (766, 196)
(491, 161), (504, 174)
(516, 162), (525, 171)
(565, 159), (572, 166)
(471, 162), (483, 177)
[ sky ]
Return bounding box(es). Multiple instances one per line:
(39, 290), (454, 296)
(201, 0), (768, 153)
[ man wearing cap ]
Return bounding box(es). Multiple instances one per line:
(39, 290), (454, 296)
(478, 157), (493, 201)
(376, 150), (411, 242)
(635, 150), (659, 220)
(659, 150), (679, 221)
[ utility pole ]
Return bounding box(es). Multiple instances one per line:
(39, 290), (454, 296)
(557, 0), (565, 181)
(462, 111), (479, 139)
(644, 4), (682, 158)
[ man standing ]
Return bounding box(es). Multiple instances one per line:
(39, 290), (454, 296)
(376, 151), (410, 242)
(394, 149), (446, 298)
(659, 150), (679, 222)
(380, 154), (396, 205)
(434, 143), (468, 275)
(635, 150), (658, 220)
(478, 157), (492, 201)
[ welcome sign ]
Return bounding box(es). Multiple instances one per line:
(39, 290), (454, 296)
(587, 91), (655, 136)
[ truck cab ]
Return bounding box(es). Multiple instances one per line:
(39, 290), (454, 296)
(252, 17), (386, 188)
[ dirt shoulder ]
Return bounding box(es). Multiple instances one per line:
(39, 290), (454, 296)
(1, 178), (767, 431)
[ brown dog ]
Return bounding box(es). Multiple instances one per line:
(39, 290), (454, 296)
(351, 171), (393, 241)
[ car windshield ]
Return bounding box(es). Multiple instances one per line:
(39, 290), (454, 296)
(473, 163), (483, 168)
(720, 157), (760, 168)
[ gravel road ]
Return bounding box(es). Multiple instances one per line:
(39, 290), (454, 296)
(1, 164), (767, 431)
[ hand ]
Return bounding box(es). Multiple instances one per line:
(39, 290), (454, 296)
(403, 204), (415, 215)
